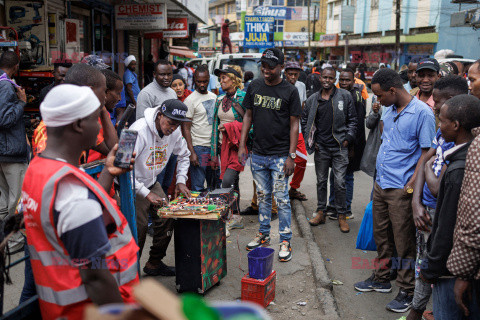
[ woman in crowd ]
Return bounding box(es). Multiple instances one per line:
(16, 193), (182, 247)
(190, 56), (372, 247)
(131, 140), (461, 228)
(210, 65), (247, 232)
(171, 74), (192, 102)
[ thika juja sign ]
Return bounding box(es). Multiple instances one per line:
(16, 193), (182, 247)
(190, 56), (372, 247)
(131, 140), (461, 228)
(244, 16), (274, 49)
(115, 3), (167, 30)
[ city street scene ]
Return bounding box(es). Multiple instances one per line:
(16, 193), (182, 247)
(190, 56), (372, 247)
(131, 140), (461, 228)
(0, 0), (479, 319)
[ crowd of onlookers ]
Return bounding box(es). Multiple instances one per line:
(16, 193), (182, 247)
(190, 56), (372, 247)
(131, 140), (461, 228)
(1, 46), (480, 319)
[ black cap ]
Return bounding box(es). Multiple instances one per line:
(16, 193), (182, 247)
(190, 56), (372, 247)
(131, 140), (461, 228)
(214, 67), (241, 79)
(416, 58), (440, 73)
(261, 48), (284, 67)
(159, 99), (191, 122)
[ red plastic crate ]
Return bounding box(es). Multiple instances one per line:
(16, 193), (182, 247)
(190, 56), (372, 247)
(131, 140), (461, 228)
(241, 270), (276, 307)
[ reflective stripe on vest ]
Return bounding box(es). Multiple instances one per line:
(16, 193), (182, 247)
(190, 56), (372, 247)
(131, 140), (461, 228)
(36, 284), (88, 306)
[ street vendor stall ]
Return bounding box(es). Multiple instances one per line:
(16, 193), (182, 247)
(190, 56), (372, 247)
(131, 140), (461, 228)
(158, 188), (237, 294)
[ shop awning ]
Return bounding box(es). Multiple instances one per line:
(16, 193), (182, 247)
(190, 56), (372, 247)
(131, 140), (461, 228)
(170, 46), (196, 58)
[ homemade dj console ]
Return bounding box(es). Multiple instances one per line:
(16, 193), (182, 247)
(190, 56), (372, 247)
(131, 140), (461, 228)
(158, 188), (237, 294)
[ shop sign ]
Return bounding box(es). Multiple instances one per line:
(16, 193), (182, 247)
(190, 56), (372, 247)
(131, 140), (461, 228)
(312, 34), (338, 47)
(253, 6), (310, 20)
(163, 17), (188, 38)
(115, 3), (167, 30)
(230, 32), (245, 41)
(284, 32), (311, 41)
(274, 41), (284, 47)
(408, 44), (434, 55)
(284, 40), (306, 47)
(351, 51), (391, 64)
(244, 16), (274, 49)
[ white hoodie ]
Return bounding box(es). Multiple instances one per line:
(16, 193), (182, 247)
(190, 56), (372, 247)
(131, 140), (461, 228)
(130, 106), (190, 198)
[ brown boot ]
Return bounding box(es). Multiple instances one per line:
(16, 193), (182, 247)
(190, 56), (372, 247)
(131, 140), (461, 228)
(309, 211), (326, 226)
(338, 214), (350, 233)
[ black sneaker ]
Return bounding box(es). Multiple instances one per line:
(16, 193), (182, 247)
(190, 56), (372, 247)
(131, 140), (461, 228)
(240, 206), (259, 216)
(143, 261), (176, 277)
(386, 289), (413, 313)
(354, 274), (392, 293)
(246, 233), (271, 251)
(329, 211), (354, 220)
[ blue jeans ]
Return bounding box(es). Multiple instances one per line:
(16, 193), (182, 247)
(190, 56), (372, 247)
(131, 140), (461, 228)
(157, 155), (177, 194)
(328, 169), (354, 212)
(433, 278), (480, 320)
(251, 154), (292, 242)
(19, 245), (36, 303)
(190, 146), (219, 192)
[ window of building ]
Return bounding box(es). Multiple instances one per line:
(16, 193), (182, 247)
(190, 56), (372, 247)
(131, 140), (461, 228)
(272, 0), (284, 5)
(344, 0), (355, 5)
(287, 0), (306, 6)
(228, 3), (235, 13)
(327, 3), (333, 18)
(274, 19), (284, 32)
(217, 6), (224, 15)
(371, 0), (378, 9)
(209, 8), (215, 18)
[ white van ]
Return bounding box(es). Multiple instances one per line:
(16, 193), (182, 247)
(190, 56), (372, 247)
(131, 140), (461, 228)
(208, 53), (263, 80)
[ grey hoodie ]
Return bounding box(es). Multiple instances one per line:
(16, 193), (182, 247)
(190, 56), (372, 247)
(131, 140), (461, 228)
(130, 106), (190, 198)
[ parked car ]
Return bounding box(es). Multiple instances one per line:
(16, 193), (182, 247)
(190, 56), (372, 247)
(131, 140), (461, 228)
(208, 53), (263, 80)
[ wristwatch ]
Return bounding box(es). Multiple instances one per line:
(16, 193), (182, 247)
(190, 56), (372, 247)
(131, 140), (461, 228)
(289, 153), (297, 159)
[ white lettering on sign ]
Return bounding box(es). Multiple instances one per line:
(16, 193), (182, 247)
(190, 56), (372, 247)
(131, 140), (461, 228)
(254, 6), (287, 18)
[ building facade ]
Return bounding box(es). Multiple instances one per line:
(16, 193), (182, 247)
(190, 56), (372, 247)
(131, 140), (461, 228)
(323, 0), (480, 66)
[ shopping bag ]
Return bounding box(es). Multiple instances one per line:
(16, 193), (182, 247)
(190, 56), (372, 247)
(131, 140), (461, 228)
(356, 201), (377, 251)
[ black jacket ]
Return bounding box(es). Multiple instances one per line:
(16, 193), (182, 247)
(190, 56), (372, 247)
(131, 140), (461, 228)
(301, 87), (357, 155)
(422, 142), (470, 281)
(0, 70), (28, 163)
(347, 87), (366, 172)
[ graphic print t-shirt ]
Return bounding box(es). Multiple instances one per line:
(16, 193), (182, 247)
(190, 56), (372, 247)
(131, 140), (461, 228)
(243, 79), (302, 156)
(184, 90), (217, 147)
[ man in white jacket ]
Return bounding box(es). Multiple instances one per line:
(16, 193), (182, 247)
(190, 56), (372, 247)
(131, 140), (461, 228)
(130, 99), (191, 276)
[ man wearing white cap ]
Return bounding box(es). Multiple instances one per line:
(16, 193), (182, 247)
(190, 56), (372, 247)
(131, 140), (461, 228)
(21, 84), (139, 320)
(123, 55), (141, 108)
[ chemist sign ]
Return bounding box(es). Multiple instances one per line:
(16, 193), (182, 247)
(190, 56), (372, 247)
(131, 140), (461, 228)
(115, 4), (167, 30)
(244, 16), (274, 49)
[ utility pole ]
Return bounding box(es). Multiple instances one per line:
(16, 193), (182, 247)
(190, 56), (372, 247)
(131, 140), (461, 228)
(307, 0), (311, 55)
(394, 0), (401, 70)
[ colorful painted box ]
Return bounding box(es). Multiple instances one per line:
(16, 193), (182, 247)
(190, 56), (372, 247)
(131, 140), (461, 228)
(174, 218), (227, 294)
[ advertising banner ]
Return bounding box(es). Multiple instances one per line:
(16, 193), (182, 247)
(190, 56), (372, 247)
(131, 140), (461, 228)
(244, 15), (274, 49)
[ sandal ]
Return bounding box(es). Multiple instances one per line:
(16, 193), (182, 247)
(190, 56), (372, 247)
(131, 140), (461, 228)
(289, 188), (308, 201)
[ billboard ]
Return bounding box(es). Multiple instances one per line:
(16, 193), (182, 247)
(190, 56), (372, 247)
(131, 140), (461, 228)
(244, 16), (274, 49)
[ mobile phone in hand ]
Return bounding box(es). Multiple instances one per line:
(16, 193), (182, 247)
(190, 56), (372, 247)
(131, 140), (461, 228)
(114, 129), (138, 169)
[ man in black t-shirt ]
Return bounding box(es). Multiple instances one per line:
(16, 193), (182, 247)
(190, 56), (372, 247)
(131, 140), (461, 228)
(239, 48), (301, 262)
(301, 67), (357, 233)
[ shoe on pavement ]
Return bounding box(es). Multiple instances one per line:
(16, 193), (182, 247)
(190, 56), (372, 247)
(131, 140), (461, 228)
(278, 241), (292, 262)
(338, 214), (350, 233)
(246, 233), (271, 251)
(386, 289), (413, 313)
(354, 274), (392, 293)
(227, 215), (244, 230)
(143, 261), (176, 277)
(240, 206), (258, 216)
(326, 205), (337, 216)
(329, 211), (355, 220)
(309, 211), (326, 226)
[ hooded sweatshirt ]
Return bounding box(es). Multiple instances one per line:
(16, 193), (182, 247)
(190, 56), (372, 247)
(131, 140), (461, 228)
(130, 106), (190, 198)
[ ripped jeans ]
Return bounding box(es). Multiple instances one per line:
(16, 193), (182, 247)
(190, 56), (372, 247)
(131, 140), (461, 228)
(251, 153), (292, 242)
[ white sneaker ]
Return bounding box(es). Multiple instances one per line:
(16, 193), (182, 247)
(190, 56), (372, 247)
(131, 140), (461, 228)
(278, 241), (292, 262)
(226, 215), (244, 230)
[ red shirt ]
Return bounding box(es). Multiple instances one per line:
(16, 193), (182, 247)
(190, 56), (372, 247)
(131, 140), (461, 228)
(221, 22), (230, 38)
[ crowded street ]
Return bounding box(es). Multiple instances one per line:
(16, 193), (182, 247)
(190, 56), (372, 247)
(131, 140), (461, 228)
(1, 0), (480, 319)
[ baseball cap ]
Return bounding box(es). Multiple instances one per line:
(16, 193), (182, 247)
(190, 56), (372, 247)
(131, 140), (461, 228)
(214, 67), (242, 79)
(284, 61), (302, 71)
(417, 58), (440, 73)
(159, 99), (191, 122)
(260, 48), (284, 67)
